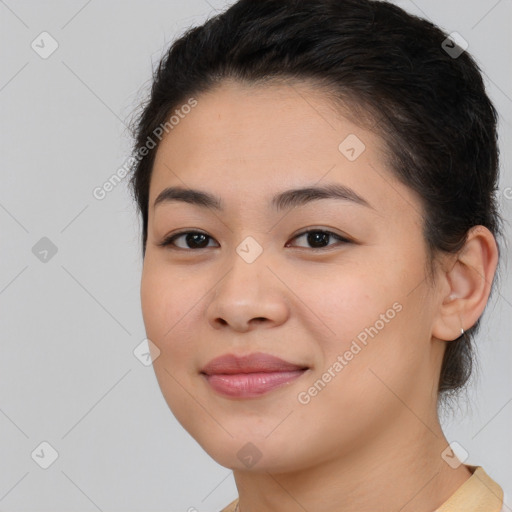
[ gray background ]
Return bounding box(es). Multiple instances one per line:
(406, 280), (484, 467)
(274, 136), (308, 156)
(0, 1), (511, 510)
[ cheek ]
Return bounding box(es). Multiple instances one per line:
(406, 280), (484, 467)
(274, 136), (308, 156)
(140, 262), (203, 424)
(294, 254), (426, 390)
(310, 299), (431, 428)
(140, 262), (168, 341)
(289, 260), (396, 348)
(140, 260), (197, 354)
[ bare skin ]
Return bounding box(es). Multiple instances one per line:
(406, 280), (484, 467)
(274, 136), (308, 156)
(140, 79), (498, 511)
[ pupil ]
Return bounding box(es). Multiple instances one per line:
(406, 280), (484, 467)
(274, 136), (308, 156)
(187, 233), (208, 248)
(308, 231), (328, 248)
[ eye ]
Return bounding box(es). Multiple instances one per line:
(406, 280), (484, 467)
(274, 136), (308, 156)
(286, 229), (351, 250)
(158, 230), (218, 250)
(158, 228), (352, 251)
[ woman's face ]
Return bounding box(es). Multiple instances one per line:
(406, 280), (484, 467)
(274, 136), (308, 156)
(140, 80), (446, 472)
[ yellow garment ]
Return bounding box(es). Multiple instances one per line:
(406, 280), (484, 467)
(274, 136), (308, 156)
(434, 466), (504, 512)
(219, 465), (504, 512)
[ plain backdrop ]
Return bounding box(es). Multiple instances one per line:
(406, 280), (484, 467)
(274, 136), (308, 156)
(0, 1), (511, 510)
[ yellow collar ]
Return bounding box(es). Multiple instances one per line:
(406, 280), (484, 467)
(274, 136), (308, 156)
(435, 465), (504, 512)
(220, 465), (504, 512)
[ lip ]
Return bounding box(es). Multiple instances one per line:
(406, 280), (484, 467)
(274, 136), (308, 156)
(200, 352), (309, 398)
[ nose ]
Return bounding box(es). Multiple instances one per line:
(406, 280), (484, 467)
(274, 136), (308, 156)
(206, 245), (290, 333)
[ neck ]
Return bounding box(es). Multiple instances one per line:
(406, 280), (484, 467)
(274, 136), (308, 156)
(232, 415), (472, 512)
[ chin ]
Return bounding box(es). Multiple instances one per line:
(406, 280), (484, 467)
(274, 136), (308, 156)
(195, 432), (315, 474)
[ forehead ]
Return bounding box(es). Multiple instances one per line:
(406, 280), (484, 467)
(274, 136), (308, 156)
(154, 79), (378, 162)
(149, 80), (421, 222)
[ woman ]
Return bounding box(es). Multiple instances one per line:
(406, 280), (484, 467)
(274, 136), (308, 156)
(128, 0), (507, 510)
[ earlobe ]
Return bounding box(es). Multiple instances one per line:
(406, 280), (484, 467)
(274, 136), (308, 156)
(431, 225), (499, 342)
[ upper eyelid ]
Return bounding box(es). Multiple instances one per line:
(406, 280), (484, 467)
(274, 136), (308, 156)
(289, 227), (351, 240)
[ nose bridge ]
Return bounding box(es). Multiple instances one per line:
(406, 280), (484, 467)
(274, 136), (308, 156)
(206, 234), (288, 330)
(217, 233), (268, 299)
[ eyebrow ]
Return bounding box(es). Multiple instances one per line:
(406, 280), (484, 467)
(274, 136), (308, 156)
(153, 183), (373, 212)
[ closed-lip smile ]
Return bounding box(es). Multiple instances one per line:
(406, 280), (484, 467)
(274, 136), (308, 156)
(200, 352), (309, 398)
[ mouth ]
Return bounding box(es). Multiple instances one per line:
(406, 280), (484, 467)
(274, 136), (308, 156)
(200, 352), (309, 398)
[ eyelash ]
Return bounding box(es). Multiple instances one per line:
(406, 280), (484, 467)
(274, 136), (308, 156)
(157, 229), (352, 252)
